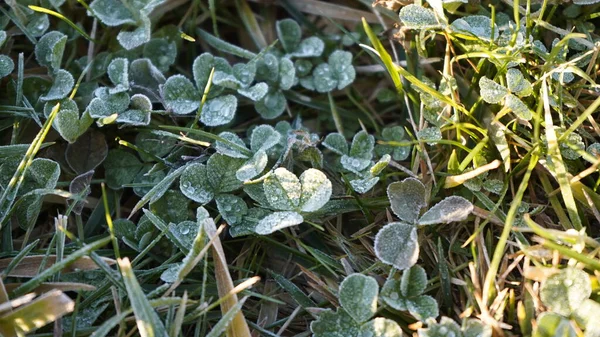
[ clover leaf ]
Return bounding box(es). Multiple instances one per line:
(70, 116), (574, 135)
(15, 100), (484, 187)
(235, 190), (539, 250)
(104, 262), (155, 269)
(399, 5), (441, 30)
(479, 74), (533, 120)
(43, 99), (93, 143)
(339, 274), (379, 324)
(254, 55), (295, 119)
(35, 31), (67, 71)
(451, 16), (499, 41)
(179, 154), (244, 204)
(374, 222), (419, 270)
(311, 50), (355, 93)
(200, 95), (238, 126)
(310, 309), (361, 337)
(40, 69), (74, 102)
(540, 268), (591, 316)
(107, 58), (130, 94)
(375, 126), (411, 161)
(0, 55), (14, 78)
(387, 178), (427, 224)
(381, 266), (439, 320)
(162, 75), (201, 115)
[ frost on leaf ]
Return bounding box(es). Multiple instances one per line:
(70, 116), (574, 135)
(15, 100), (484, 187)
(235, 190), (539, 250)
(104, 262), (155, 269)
(170, 221), (198, 250)
(399, 5), (441, 30)
(129, 58), (166, 99)
(107, 58), (129, 94)
(251, 125), (281, 153)
(230, 207), (270, 237)
(0, 31), (7, 47)
(374, 222), (419, 270)
(278, 57), (296, 91)
(255, 90), (286, 119)
(0, 55), (14, 78)
(89, 0), (136, 26)
(40, 69), (74, 102)
(376, 126), (411, 161)
(540, 267), (591, 316)
(505, 94), (532, 120)
(339, 273), (378, 324)
(401, 265), (428, 297)
(350, 176), (379, 194)
(288, 37), (325, 58)
(179, 163), (214, 203)
(479, 77), (508, 104)
(322, 133), (348, 156)
(206, 154), (244, 193)
(298, 169), (332, 212)
(417, 127), (442, 146)
(254, 211), (303, 235)
(407, 296), (439, 321)
(238, 82), (268, 101)
(418, 317), (463, 337)
(193, 53), (231, 91)
(236, 150), (268, 181)
(45, 99), (93, 143)
(349, 130), (375, 160)
(143, 38), (177, 72)
(215, 132), (249, 159)
(387, 178), (427, 224)
(312, 51), (355, 93)
(215, 194), (248, 225)
(506, 68), (532, 97)
(162, 75), (201, 115)
(451, 16), (499, 41)
(310, 309), (361, 337)
(35, 31), (67, 71)
(381, 266), (439, 320)
(359, 318), (403, 337)
(200, 95), (237, 126)
(463, 319), (492, 337)
(263, 167), (302, 211)
(117, 16), (151, 50)
(276, 19), (302, 53)
(418, 196), (473, 225)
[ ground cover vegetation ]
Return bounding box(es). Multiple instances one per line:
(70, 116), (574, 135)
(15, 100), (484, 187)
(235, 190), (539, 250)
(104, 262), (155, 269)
(1, 0), (600, 336)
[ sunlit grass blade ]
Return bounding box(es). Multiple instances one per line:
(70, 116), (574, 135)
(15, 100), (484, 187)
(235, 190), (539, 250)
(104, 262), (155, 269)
(28, 6), (96, 42)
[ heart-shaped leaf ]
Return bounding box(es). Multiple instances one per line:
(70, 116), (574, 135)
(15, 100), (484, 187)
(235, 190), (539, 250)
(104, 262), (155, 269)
(215, 194), (248, 225)
(418, 196), (473, 225)
(206, 154), (244, 193)
(380, 279), (408, 311)
(339, 274), (378, 324)
(407, 295), (439, 321)
(264, 167), (302, 211)
(44, 98), (93, 143)
(289, 37), (325, 58)
(179, 163), (214, 203)
(278, 57), (296, 90)
(349, 131), (375, 160)
(255, 90), (286, 119)
(162, 75), (200, 115)
(417, 317), (462, 337)
(505, 93), (532, 120)
(350, 177), (379, 194)
(89, 0), (136, 26)
(401, 265), (428, 297)
(40, 69), (74, 102)
(310, 309), (361, 337)
(236, 150), (268, 181)
(387, 178), (427, 224)
(506, 68), (532, 97)
(533, 312), (577, 337)
(107, 58), (129, 94)
(117, 16), (151, 50)
(200, 95), (237, 126)
(193, 53), (231, 91)
(254, 211), (303, 235)
(479, 77), (508, 104)
(374, 222), (419, 270)
(399, 5), (441, 30)
(322, 133), (348, 156)
(298, 169), (332, 212)
(35, 31), (67, 71)
(143, 38), (177, 72)
(129, 58), (166, 98)
(359, 318), (403, 337)
(230, 207), (270, 237)
(0, 55), (14, 78)
(276, 19), (302, 53)
(451, 15), (499, 41)
(540, 268), (591, 316)
(103, 149), (144, 189)
(251, 125), (281, 153)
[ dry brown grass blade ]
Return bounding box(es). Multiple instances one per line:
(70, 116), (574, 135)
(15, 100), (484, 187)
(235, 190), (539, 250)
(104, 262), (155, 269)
(3, 282), (96, 293)
(0, 255), (116, 277)
(0, 290), (74, 337)
(204, 221), (252, 337)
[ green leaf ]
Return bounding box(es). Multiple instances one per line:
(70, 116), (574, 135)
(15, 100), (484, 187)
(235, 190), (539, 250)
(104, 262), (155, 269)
(103, 149), (144, 189)
(322, 133), (348, 155)
(359, 318), (403, 337)
(451, 16), (499, 41)
(350, 176), (379, 194)
(387, 178), (427, 224)
(119, 94), (152, 126)
(276, 19), (302, 53)
(163, 75), (201, 115)
(179, 163), (214, 203)
(87, 89), (130, 119)
(230, 207), (269, 237)
(506, 68), (532, 97)
(310, 309), (361, 337)
(289, 37), (325, 58)
(255, 90), (286, 119)
(133, 168), (165, 197)
(380, 279), (408, 311)
(278, 57), (296, 90)
(540, 268), (591, 316)
(349, 131), (375, 160)
(129, 58), (166, 97)
(270, 270), (316, 308)
(298, 168), (332, 212)
(89, 0), (136, 26)
(418, 317), (463, 337)
(193, 53), (231, 91)
(417, 127), (442, 145)
(0, 55), (14, 78)
(505, 94), (532, 120)
(263, 167), (301, 211)
(206, 154), (244, 193)
(43, 98), (92, 143)
(313, 51), (355, 93)
(237, 82), (268, 101)
(418, 196), (473, 225)
(107, 58), (129, 94)
(232, 62), (256, 88)
(215, 194), (248, 225)
(463, 319), (492, 337)
(236, 150), (268, 181)
(169, 221), (198, 250)
(339, 273), (378, 324)
(401, 265), (428, 297)
(118, 258), (168, 337)
(251, 125), (281, 153)
(374, 222), (419, 270)
(40, 69), (74, 102)
(479, 77), (508, 104)
(0, 31), (7, 47)
(200, 95), (237, 126)
(399, 5), (441, 30)
(35, 31), (67, 71)
(117, 16), (151, 50)
(215, 132), (250, 159)
(143, 38), (177, 72)
(533, 312), (577, 337)
(254, 211), (303, 234)
(407, 295), (439, 320)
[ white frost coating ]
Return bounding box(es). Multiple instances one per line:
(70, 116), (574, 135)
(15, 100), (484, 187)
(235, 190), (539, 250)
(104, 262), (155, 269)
(236, 150), (268, 181)
(237, 82), (268, 101)
(264, 168), (302, 211)
(387, 178), (427, 224)
(374, 222), (419, 270)
(350, 177), (379, 194)
(339, 273), (378, 324)
(162, 75), (201, 115)
(540, 267), (592, 316)
(322, 133), (348, 155)
(254, 211), (303, 234)
(40, 69), (74, 102)
(215, 132), (249, 159)
(505, 94), (532, 120)
(179, 163), (214, 204)
(399, 5), (441, 30)
(251, 125), (281, 153)
(506, 68), (532, 97)
(479, 77), (508, 104)
(359, 318), (403, 337)
(451, 15), (499, 41)
(418, 196), (473, 225)
(200, 95), (237, 126)
(299, 169), (332, 212)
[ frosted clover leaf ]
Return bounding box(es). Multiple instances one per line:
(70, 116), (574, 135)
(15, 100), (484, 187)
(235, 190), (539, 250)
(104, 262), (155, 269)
(451, 16), (499, 41)
(375, 126), (411, 161)
(276, 19), (325, 58)
(380, 265), (439, 320)
(43, 99), (93, 143)
(540, 268), (591, 316)
(200, 95), (237, 126)
(417, 127), (442, 146)
(374, 222), (419, 270)
(310, 309), (361, 337)
(107, 58), (129, 94)
(312, 51), (355, 93)
(340, 131), (375, 173)
(35, 31), (67, 71)
(40, 69), (74, 102)
(418, 317), (492, 337)
(254, 168), (332, 234)
(339, 274), (378, 324)
(387, 178), (427, 224)
(162, 75), (201, 115)
(254, 55), (295, 119)
(479, 77), (508, 104)
(399, 5), (441, 30)
(418, 196), (474, 225)
(506, 68), (533, 97)
(479, 75), (533, 120)
(0, 55), (14, 79)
